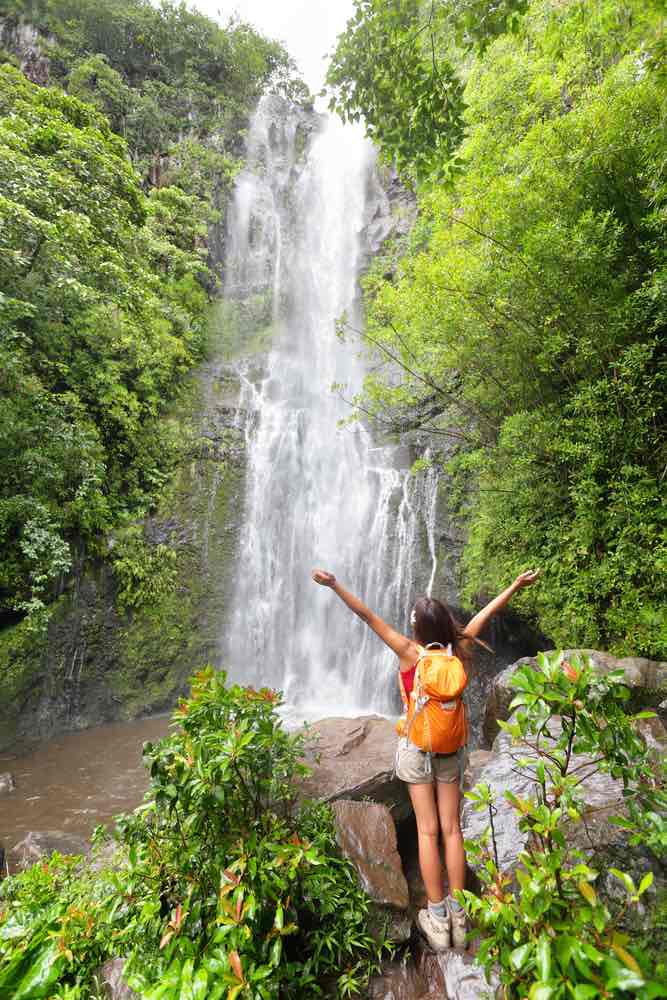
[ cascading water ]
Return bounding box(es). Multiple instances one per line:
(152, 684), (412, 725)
(223, 96), (439, 719)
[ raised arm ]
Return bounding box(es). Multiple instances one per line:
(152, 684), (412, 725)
(312, 570), (416, 662)
(463, 569), (541, 639)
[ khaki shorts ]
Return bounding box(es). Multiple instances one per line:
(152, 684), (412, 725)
(395, 737), (465, 786)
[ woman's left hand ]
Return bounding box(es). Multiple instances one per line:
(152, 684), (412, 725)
(514, 568), (541, 588)
(312, 569), (336, 587)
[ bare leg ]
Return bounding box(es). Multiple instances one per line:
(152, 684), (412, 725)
(408, 782), (444, 903)
(436, 780), (466, 893)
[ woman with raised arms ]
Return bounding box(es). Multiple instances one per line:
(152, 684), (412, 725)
(311, 567), (540, 951)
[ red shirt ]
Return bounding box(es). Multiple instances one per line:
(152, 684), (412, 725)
(401, 664), (417, 699)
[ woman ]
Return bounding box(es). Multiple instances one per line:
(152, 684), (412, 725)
(311, 567), (540, 951)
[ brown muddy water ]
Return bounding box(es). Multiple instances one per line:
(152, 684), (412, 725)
(0, 716), (172, 857)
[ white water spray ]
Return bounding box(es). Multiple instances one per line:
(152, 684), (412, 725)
(223, 97), (439, 719)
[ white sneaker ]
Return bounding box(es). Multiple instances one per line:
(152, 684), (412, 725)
(448, 903), (467, 949)
(417, 908), (451, 951)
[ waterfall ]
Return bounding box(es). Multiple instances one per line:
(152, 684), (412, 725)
(222, 96), (439, 720)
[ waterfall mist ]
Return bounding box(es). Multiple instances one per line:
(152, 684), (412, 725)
(222, 97), (438, 720)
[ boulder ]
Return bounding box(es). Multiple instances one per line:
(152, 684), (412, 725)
(434, 950), (501, 1000)
(636, 714), (667, 764)
(10, 830), (90, 870)
(462, 750), (492, 791)
(333, 800), (409, 909)
(369, 944), (500, 999)
(462, 725), (625, 874)
(368, 955), (438, 999)
(97, 958), (140, 1000)
(483, 650), (667, 748)
(332, 800), (411, 942)
(299, 716), (411, 821)
(0, 772), (16, 797)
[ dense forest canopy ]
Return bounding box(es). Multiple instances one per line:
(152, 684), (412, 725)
(329, 0), (667, 658)
(0, 0), (294, 623)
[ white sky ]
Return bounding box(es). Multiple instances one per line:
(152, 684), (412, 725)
(192, 1), (356, 94)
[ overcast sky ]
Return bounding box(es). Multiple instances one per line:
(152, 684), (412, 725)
(192, 1), (356, 94)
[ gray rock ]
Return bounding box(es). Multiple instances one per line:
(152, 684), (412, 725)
(0, 772), (16, 797)
(97, 958), (140, 1000)
(463, 724), (624, 875)
(636, 713), (667, 763)
(483, 650), (667, 747)
(10, 830), (90, 870)
(377, 942), (501, 1000)
(0, 18), (52, 85)
(299, 716), (411, 821)
(436, 950), (501, 1000)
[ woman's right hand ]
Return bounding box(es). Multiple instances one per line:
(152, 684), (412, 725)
(312, 569), (336, 587)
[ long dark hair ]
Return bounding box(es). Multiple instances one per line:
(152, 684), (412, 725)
(411, 596), (491, 664)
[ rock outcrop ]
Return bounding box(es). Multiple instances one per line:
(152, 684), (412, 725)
(369, 944), (501, 999)
(0, 18), (52, 85)
(0, 771), (16, 797)
(10, 830), (90, 870)
(483, 649), (667, 747)
(299, 716), (411, 821)
(462, 723), (626, 874)
(332, 800), (411, 942)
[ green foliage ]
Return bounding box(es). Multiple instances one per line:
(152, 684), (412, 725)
(0, 65), (207, 619)
(0, 854), (115, 1000)
(354, 0), (667, 657)
(8, 0), (291, 168)
(109, 526), (178, 612)
(462, 651), (667, 998)
(0, 671), (390, 998)
(327, 0), (528, 179)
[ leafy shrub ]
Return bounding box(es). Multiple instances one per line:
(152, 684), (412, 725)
(0, 854), (115, 1000)
(0, 670), (390, 998)
(351, 0), (667, 659)
(109, 526), (178, 612)
(462, 651), (667, 998)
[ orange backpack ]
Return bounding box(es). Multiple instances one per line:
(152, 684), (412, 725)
(396, 643), (468, 754)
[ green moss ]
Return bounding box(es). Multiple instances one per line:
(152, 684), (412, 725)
(0, 617), (49, 748)
(110, 419), (246, 716)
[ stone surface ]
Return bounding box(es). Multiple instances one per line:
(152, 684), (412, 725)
(368, 955), (438, 999)
(10, 830), (90, 870)
(333, 800), (409, 909)
(0, 18), (52, 85)
(434, 950), (501, 1000)
(483, 650), (667, 748)
(299, 716), (411, 821)
(97, 958), (140, 1000)
(462, 750), (492, 791)
(0, 771), (16, 797)
(462, 724), (625, 874)
(636, 713), (667, 763)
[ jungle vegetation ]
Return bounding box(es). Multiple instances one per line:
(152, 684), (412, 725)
(329, 0), (667, 659)
(0, 0), (294, 622)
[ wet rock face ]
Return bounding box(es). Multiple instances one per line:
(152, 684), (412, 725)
(0, 354), (246, 754)
(0, 18), (51, 85)
(299, 716), (411, 821)
(10, 830), (90, 870)
(332, 800), (409, 910)
(483, 649), (667, 748)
